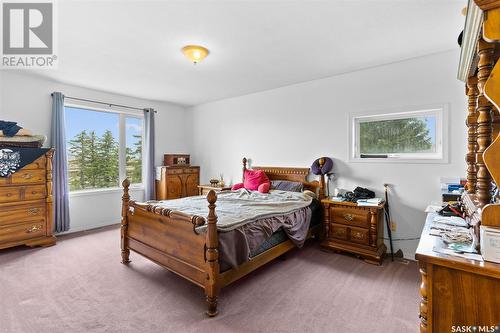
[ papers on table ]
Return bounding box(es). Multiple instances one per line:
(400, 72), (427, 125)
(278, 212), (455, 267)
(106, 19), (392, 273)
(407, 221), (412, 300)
(357, 198), (383, 206)
(432, 215), (468, 228)
(432, 246), (484, 261)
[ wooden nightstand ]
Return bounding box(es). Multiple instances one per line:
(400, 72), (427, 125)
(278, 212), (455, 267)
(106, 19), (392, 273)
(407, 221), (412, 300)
(197, 184), (232, 196)
(321, 199), (386, 265)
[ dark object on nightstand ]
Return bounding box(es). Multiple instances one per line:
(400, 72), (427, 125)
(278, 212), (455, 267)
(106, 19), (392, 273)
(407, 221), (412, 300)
(321, 199), (386, 265)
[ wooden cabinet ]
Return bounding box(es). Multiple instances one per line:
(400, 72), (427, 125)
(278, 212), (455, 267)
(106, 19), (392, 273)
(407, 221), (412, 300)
(416, 214), (500, 333)
(155, 166), (200, 200)
(0, 149), (56, 250)
(321, 199), (386, 265)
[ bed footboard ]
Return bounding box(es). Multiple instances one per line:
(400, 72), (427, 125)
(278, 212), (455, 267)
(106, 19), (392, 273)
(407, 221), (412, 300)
(120, 179), (220, 316)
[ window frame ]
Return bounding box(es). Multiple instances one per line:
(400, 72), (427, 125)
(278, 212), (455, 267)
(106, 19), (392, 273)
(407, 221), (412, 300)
(348, 104), (448, 164)
(64, 102), (145, 194)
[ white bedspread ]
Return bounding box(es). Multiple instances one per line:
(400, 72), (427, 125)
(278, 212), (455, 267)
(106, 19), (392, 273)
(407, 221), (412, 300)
(148, 189), (312, 232)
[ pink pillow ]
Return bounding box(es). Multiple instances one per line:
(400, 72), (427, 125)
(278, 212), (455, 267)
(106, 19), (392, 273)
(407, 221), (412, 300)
(231, 183), (245, 191)
(244, 170), (269, 191)
(258, 182), (270, 193)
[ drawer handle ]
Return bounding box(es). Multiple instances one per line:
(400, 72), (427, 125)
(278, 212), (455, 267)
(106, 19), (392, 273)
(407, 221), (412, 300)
(343, 214), (354, 221)
(352, 231), (364, 240)
(26, 225), (41, 233)
(22, 173), (33, 179)
(28, 208), (41, 215)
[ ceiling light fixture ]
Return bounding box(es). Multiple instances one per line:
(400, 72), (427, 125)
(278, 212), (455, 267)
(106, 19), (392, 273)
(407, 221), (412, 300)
(182, 45), (209, 64)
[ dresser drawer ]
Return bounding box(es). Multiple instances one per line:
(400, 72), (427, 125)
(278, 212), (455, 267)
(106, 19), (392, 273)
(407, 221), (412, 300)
(349, 226), (370, 245)
(24, 185), (47, 201)
(331, 206), (370, 228)
(0, 187), (22, 203)
(329, 223), (349, 241)
(0, 202), (45, 226)
(23, 156), (46, 170)
(166, 168), (184, 175)
(0, 221), (46, 244)
(0, 169), (46, 186)
(183, 168), (199, 174)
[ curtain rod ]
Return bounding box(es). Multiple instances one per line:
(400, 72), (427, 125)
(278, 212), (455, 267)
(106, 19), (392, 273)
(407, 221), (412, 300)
(51, 93), (157, 113)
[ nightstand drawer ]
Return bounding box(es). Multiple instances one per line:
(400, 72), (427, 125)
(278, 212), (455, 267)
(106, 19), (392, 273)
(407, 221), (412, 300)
(349, 226), (369, 245)
(329, 223), (348, 241)
(331, 206), (370, 228)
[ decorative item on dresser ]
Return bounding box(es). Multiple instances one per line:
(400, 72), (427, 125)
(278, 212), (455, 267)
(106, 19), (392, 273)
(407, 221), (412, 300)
(155, 165), (200, 200)
(0, 148), (56, 249)
(198, 184), (231, 196)
(415, 2), (500, 332)
(321, 199), (386, 264)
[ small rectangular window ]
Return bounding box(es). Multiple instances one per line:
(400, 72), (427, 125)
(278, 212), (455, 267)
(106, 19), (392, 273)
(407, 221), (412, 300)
(350, 106), (446, 162)
(65, 105), (144, 192)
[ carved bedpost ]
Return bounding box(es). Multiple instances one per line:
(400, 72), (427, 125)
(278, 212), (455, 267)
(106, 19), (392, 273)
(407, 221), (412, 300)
(242, 157), (247, 182)
(476, 38), (496, 207)
(318, 158), (326, 200)
(205, 190), (219, 317)
(121, 178), (131, 264)
(322, 201), (330, 242)
(466, 76), (479, 194)
(45, 149), (55, 236)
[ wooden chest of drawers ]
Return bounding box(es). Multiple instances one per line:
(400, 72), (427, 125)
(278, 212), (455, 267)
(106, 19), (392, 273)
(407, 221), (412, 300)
(321, 199), (386, 264)
(155, 166), (200, 200)
(0, 149), (56, 250)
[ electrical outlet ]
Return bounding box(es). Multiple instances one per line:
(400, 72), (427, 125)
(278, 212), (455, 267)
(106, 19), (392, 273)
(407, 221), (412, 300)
(391, 222), (397, 232)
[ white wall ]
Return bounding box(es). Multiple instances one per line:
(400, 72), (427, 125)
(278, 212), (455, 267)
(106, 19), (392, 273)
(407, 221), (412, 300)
(0, 71), (189, 233)
(187, 50), (467, 258)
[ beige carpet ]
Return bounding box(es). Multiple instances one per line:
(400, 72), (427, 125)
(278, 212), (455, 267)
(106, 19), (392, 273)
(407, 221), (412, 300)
(0, 225), (419, 333)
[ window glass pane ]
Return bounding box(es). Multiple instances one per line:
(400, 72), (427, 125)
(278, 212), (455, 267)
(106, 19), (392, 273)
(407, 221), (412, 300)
(359, 115), (436, 154)
(125, 117), (143, 184)
(65, 107), (120, 191)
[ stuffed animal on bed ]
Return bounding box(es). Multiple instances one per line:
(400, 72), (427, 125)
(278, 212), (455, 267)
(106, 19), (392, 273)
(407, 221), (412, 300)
(231, 169), (270, 193)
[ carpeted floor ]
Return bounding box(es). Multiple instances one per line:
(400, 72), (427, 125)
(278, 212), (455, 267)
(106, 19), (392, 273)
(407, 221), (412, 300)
(0, 225), (419, 333)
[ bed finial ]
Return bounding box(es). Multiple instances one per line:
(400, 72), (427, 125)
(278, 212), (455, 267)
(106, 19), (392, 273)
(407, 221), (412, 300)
(318, 158), (326, 200)
(242, 157), (248, 182)
(205, 190), (219, 317)
(121, 178), (131, 264)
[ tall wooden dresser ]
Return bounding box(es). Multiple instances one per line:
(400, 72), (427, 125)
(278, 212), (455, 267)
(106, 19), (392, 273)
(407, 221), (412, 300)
(0, 149), (56, 249)
(155, 166), (200, 200)
(415, 1), (500, 332)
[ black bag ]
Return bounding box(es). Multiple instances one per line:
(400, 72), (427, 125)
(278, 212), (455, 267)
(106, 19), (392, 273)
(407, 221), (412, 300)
(353, 187), (375, 200)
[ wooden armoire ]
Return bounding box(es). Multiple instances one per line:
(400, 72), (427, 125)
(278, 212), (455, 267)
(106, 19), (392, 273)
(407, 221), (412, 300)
(155, 166), (200, 200)
(0, 149), (56, 249)
(415, 1), (500, 332)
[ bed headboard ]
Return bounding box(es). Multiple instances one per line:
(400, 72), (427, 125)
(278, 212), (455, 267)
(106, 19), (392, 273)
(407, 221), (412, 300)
(241, 157), (325, 199)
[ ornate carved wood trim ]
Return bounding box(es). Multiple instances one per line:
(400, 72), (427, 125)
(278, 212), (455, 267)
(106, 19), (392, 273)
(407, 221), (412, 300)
(476, 38), (496, 207)
(205, 190), (219, 317)
(466, 76), (479, 193)
(121, 179), (131, 264)
(419, 262), (429, 333)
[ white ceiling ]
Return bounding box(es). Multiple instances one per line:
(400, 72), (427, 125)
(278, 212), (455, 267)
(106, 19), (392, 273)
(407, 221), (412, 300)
(31, 0), (464, 106)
